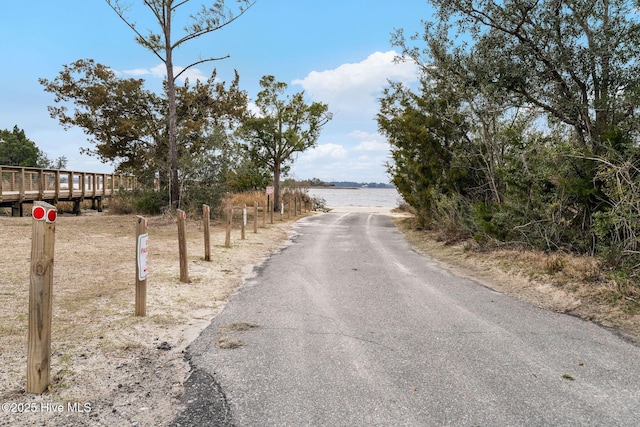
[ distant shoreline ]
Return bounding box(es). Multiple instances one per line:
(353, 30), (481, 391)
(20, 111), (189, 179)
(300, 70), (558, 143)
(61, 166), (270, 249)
(308, 186), (396, 190)
(309, 186), (359, 190)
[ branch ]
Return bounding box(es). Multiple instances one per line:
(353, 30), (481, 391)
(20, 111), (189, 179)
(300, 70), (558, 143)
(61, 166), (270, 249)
(106, 0), (166, 63)
(174, 55), (230, 81)
(174, 0), (256, 48)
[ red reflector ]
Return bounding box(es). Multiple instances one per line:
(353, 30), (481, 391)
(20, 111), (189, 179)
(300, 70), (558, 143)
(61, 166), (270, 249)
(46, 209), (57, 223)
(32, 206), (46, 220)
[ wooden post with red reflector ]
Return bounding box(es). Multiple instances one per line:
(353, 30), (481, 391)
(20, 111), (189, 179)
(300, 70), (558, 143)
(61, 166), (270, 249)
(27, 201), (57, 394)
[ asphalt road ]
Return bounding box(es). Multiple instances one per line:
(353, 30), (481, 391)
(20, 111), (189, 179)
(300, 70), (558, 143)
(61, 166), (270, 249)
(172, 212), (640, 426)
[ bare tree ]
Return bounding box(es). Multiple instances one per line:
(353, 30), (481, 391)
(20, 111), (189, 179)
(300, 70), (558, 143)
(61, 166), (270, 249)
(106, 0), (255, 208)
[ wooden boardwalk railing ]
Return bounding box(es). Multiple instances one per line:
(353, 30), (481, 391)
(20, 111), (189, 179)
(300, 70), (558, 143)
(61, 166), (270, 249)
(0, 165), (137, 216)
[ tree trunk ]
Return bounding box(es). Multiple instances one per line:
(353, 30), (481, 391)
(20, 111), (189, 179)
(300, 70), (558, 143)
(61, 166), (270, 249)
(273, 162), (281, 211)
(164, 2), (179, 209)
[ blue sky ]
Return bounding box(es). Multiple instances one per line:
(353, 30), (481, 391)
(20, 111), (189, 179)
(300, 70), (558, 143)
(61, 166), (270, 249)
(1, 1), (433, 183)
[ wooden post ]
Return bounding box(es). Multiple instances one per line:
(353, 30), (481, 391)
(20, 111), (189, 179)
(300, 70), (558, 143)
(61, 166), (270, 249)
(135, 216), (148, 317)
(262, 201), (266, 227)
(225, 205), (232, 248)
(241, 205), (246, 240)
(177, 209), (189, 283)
(27, 201), (57, 394)
(270, 197), (274, 224)
(18, 168), (25, 203)
(67, 172), (73, 200)
(253, 201), (258, 234)
(38, 169), (44, 201)
(203, 204), (211, 262)
(81, 172), (86, 199)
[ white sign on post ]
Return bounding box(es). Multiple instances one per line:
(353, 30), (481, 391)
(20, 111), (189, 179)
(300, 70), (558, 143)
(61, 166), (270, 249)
(137, 233), (149, 281)
(266, 185), (274, 195)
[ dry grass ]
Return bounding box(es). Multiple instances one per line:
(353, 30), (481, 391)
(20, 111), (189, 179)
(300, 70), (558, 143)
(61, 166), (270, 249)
(394, 216), (640, 342)
(222, 191), (267, 208)
(0, 208), (300, 426)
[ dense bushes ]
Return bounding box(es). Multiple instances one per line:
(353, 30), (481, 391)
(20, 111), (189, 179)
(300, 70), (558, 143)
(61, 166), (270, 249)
(379, 0), (640, 290)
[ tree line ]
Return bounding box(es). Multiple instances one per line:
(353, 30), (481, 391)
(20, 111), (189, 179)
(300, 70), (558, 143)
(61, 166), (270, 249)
(378, 0), (640, 285)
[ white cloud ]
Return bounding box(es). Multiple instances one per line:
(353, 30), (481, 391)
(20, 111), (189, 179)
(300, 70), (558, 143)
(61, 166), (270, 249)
(348, 130), (376, 140)
(349, 129), (390, 152)
(354, 140), (389, 152)
(121, 68), (148, 76)
(288, 52), (415, 183)
(291, 50), (418, 120)
(149, 64), (168, 79)
(299, 143), (348, 162)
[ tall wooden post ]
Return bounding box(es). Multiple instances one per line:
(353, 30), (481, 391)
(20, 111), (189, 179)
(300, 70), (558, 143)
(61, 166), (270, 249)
(270, 197), (274, 224)
(27, 201), (57, 394)
(225, 205), (232, 248)
(262, 201), (266, 227)
(135, 216), (148, 317)
(253, 201), (258, 234)
(241, 205), (246, 240)
(177, 210), (189, 283)
(203, 204), (211, 262)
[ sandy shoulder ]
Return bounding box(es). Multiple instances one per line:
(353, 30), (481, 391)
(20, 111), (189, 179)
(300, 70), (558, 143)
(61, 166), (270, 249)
(0, 212), (299, 427)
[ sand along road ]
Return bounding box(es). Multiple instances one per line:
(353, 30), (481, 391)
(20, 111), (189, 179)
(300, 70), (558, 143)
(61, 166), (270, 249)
(173, 211), (640, 426)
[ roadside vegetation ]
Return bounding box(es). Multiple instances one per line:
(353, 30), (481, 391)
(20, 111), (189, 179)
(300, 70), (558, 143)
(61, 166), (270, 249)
(379, 0), (640, 305)
(394, 214), (640, 342)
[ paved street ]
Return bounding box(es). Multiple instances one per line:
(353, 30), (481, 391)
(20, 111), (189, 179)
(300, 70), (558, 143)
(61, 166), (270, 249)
(173, 212), (640, 426)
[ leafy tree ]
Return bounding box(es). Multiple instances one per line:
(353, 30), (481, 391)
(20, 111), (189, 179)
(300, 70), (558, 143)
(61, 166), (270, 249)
(41, 60), (250, 207)
(53, 156), (68, 170)
(239, 75), (332, 209)
(225, 156), (271, 192)
(106, 0), (255, 209)
(40, 59), (164, 176)
(378, 79), (465, 227)
(0, 126), (50, 167)
(384, 0), (640, 254)
(421, 0), (640, 152)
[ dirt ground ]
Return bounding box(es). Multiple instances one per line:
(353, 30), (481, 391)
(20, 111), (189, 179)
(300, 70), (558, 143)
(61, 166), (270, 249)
(0, 208), (297, 426)
(1, 208), (638, 426)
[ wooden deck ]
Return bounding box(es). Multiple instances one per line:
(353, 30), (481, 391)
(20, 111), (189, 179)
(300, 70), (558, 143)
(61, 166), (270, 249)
(0, 165), (137, 216)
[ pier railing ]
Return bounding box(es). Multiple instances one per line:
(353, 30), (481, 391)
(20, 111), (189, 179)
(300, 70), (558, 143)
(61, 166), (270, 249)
(0, 165), (137, 213)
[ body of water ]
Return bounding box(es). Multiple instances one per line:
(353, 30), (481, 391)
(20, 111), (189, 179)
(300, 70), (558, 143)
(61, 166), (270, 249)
(307, 187), (402, 208)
